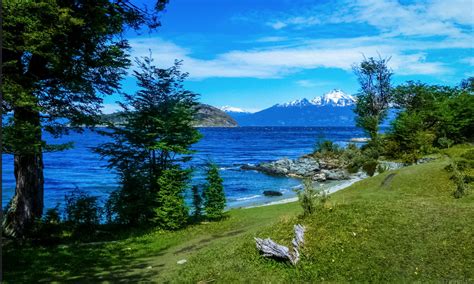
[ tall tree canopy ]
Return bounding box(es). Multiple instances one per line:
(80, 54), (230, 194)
(352, 56), (393, 143)
(2, 0), (168, 237)
(96, 57), (202, 225)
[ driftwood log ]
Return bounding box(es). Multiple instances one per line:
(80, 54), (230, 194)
(255, 224), (306, 265)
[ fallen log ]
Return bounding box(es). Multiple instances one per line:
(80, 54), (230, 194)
(255, 224), (306, 265)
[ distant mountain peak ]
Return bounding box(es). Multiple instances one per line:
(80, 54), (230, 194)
(219, 106), (249, 113)
(311, 89), (356, 107)
(275, 98), (313, 107)
(274, 89), (355, 108)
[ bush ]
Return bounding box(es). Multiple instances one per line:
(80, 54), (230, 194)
(295, 179), (329, 217)
(314, 140), (341, 157)
(154, 168), (190, 230)
(203, 163), (227, 220)
(64, 189), (102, 230)
(445, 159), (469, 199)
(438, 137), (454, 149)
(362, 159), (378, 177)
(105, 172), (153, 225)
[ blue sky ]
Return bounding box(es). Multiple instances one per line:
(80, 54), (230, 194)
(103, 0), (473, 113)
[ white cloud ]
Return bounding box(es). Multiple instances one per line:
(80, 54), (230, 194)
(267, 0), (472, 39)
(129, 36), (451, 80)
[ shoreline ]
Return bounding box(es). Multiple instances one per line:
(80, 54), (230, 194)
(243, 175), (365, 209)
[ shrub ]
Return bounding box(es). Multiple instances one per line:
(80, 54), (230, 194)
(362, 159), (378, 177)
(314, 140), (341, 157)
(64, 189), (102, 230)
(438, 137), (454, 149)
(295, 179), (329, 217)
(203, 163), (226, 220)
(377, 164), (390, 174)
(104, 172), (153, 225)
(445, 159), (469, 199)
(155, 168), (190, 230)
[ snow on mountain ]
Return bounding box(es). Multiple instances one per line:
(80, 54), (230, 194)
(311, 89), (356, 107)
(219, 106), (249, 113)
(275, 98), (313, 107)
(274, 90), (356, 108)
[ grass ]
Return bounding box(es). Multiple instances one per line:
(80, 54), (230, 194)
(3, 145), (474, 283)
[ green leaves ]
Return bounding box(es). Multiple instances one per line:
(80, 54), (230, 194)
(203, 163), (227, 220)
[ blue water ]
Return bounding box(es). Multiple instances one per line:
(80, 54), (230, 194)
(2, 127), (365, 210)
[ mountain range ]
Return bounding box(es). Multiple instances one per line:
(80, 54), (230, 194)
(221, 90), (361, 127)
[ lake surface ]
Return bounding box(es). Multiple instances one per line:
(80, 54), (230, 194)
(2, 127), (365, 210)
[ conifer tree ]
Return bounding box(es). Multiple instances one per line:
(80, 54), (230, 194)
(95, 57), (201, 225)
(203, 163), (226, 219)
(154, 168), (189, 230)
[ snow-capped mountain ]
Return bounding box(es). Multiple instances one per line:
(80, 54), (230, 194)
(275, 98), (313, 107)
(274, 90), (356, 108)
(311, 89), (356, 107)
(230, 89), (358, 126)
(219, 106), (250, 113)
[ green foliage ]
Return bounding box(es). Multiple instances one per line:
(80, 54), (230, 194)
(64, 189), (102, 232)
(445, 159), (469, 198)
(2, 0), (168, 237)
(96, 57), (201, 225)
(437, 137), (454, 149)
(191, 185), (203, 218)
(314, 140), (341, 157)
(295, 179), (329, 217)
(362, 159), (378, 177)
(154, 168), (190, 230)
(461, 149), (474, 161)
(385, 79), (474, 162)
(353, 56), (393, 141)
(203, 163), (227, 219)
(104, 172), (153, 225)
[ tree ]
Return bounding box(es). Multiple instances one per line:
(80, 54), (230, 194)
(95, 57), (202, 225)
(386, 79), (474, 162)
(2, 0), (168, 237)
(352, 56), (393, 143)
(154, 168), (190, 230)
(203, 163), (226, 219)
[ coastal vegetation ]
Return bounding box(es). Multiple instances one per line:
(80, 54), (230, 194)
(2, 0), (169, 237)
(2, 1), (473, 282)
(4, 145), (473, 282)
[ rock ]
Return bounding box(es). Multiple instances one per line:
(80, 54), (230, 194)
(322, 169), (350, 180)
(263, 190), (283, 197)
(312, 172), (327, 181)
(177, 259), (187, 265)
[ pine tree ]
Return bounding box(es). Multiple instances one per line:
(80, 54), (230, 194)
(95, 57), (202, 225)
(203, 163), (226, 219)
(154, 168), (189, 230)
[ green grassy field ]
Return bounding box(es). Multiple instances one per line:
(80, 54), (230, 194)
(4, 145), (473, 283)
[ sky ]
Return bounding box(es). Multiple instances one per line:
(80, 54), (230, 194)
(103, 0), (473, 113)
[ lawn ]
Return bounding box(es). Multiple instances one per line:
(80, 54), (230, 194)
(3, 145), (473, 283)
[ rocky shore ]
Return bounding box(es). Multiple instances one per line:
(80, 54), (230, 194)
(241, 156), (354, 182)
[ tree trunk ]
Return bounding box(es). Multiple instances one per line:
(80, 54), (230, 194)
(3, 109), (44, 238)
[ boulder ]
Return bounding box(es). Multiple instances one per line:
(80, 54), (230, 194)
(263, 190), (283, 197)
(321, 169), (350, 180)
